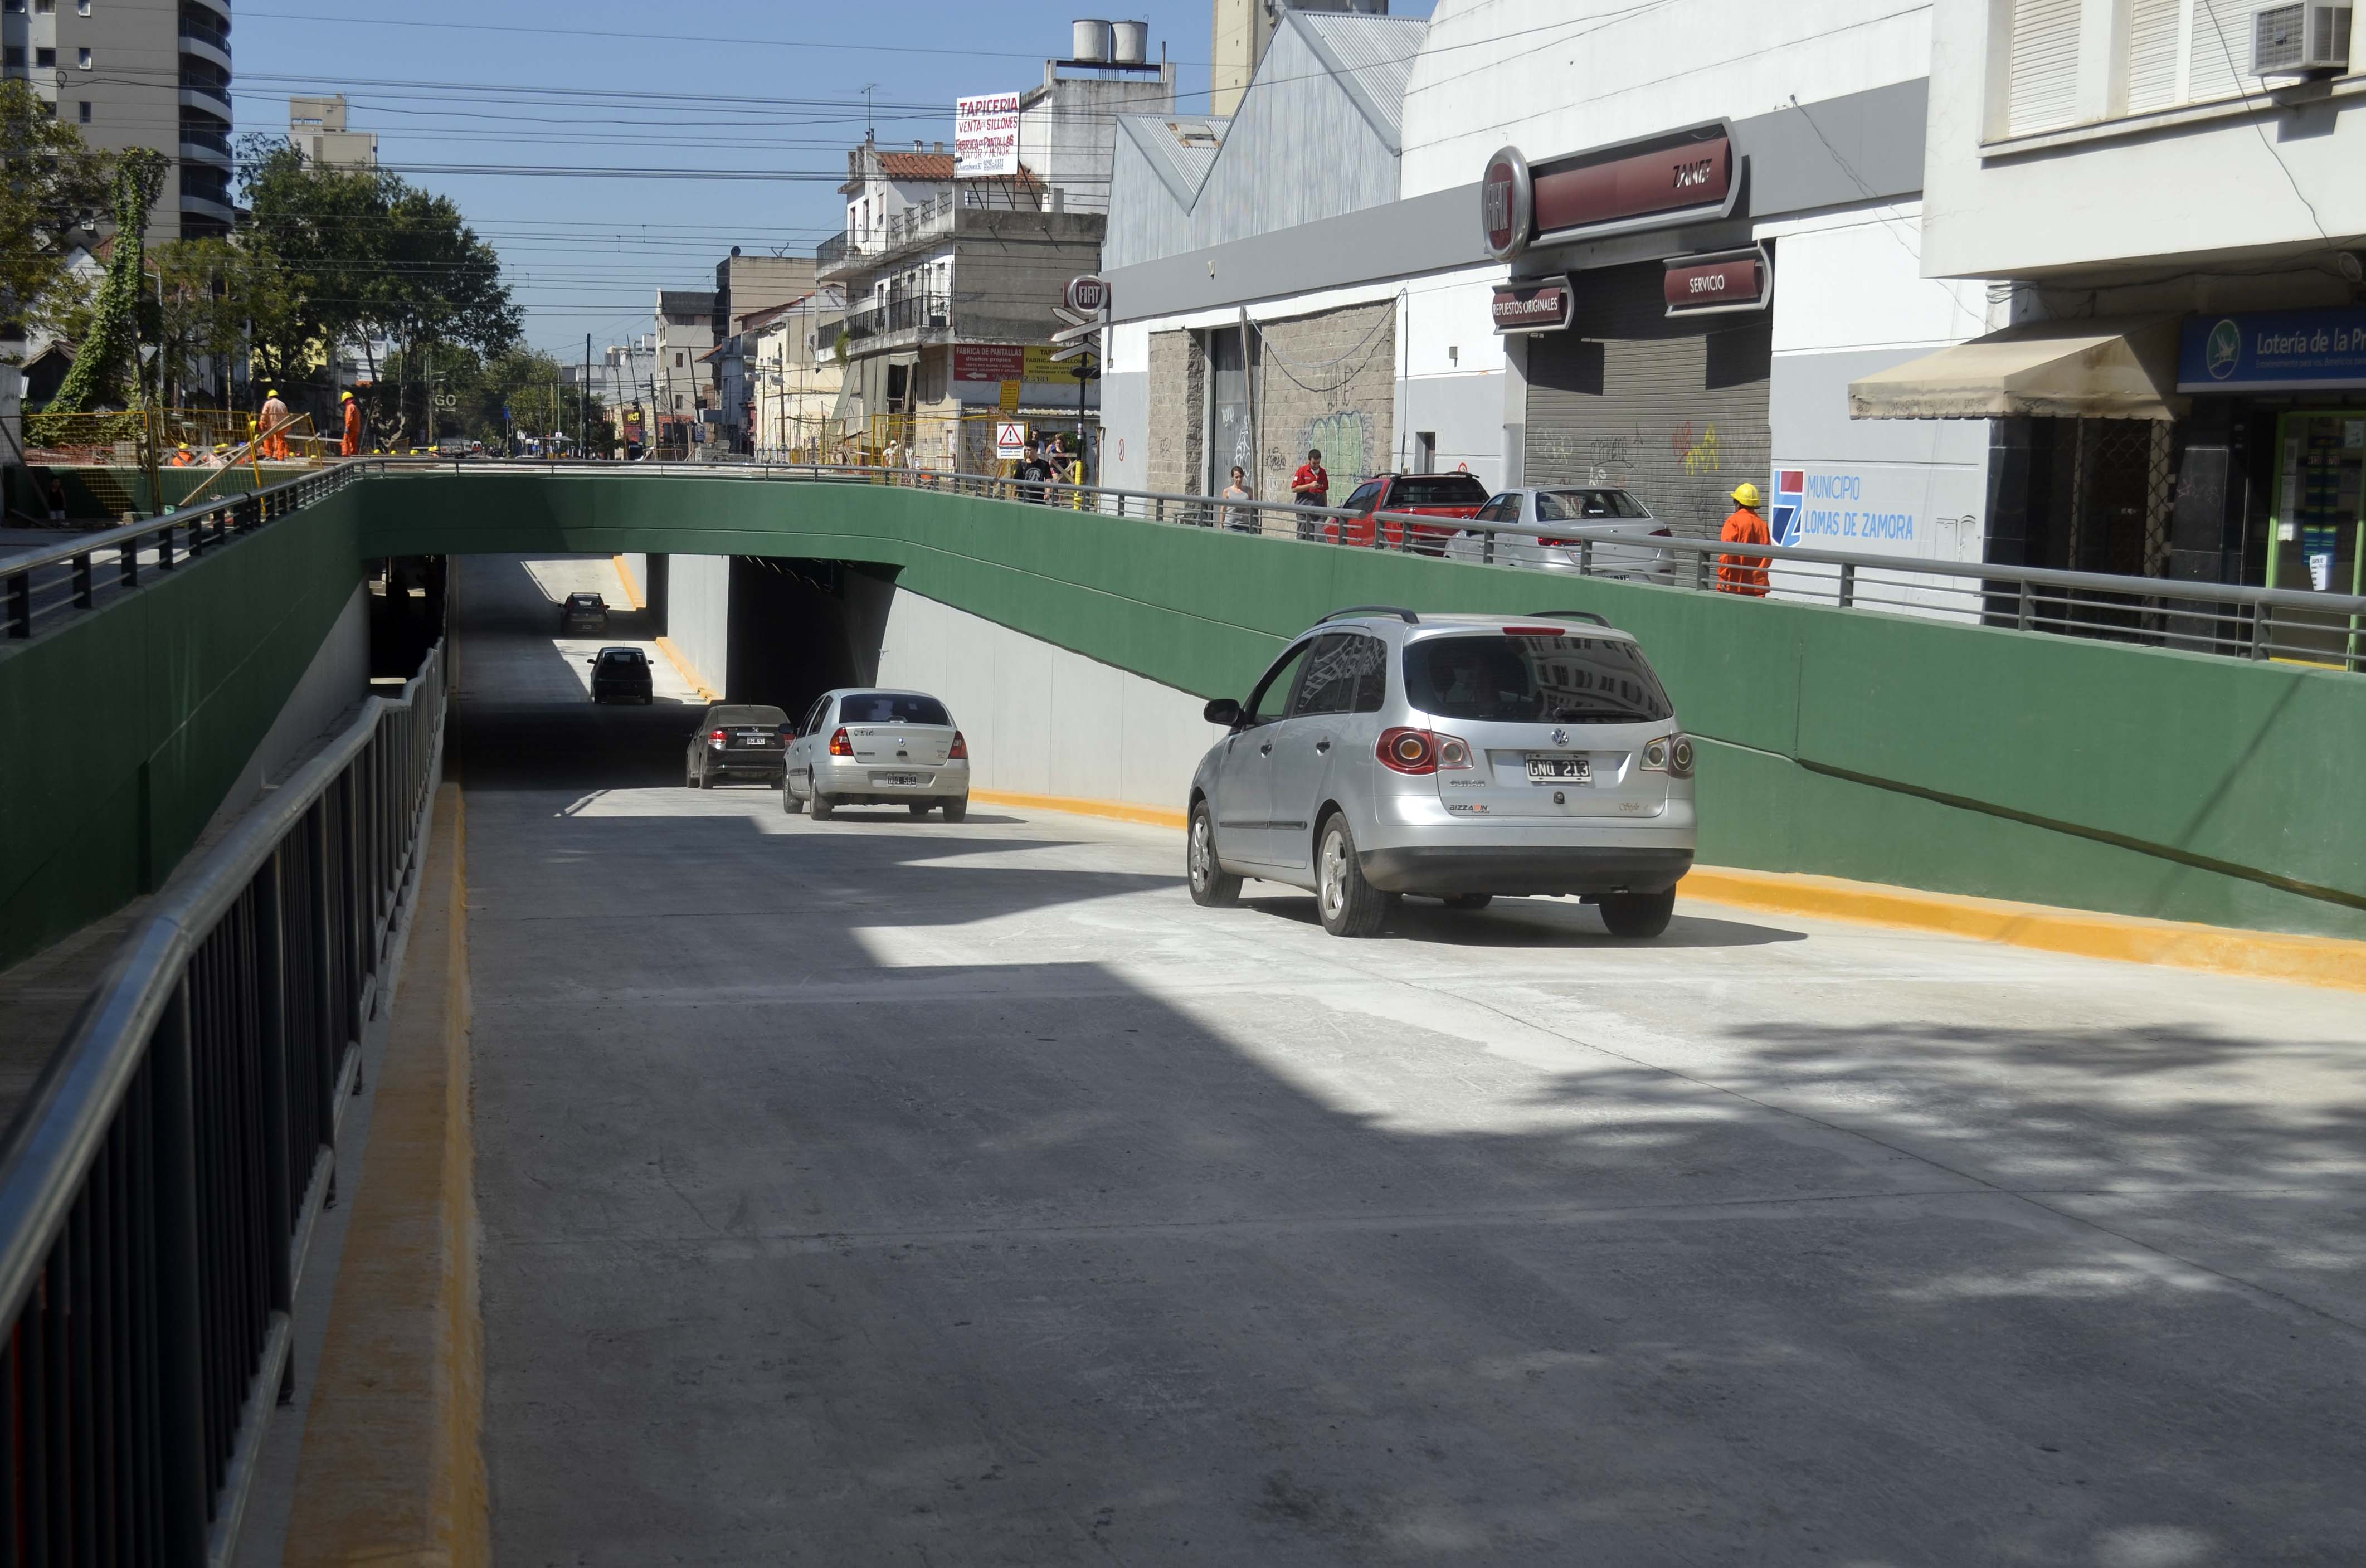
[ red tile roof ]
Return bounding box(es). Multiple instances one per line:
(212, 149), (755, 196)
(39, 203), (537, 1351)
(876, 150), (956, 181)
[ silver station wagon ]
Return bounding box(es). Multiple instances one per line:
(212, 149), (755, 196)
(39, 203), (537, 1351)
(1186, 608), (1696, 937)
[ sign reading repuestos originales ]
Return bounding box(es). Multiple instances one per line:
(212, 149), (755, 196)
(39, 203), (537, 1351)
(1491, 277), (1573, 334)
(1663, 246), (1770, 318)
(1483, 125), (1738, 262)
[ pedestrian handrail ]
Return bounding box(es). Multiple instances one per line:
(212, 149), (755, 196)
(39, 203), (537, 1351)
(368, 455), (2366, 672)
(0, 632), (446, 1566)
(3, 458), (383, 643)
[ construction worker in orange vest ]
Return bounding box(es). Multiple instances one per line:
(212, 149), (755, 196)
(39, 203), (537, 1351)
(1718, 481), (1771, 597)
(169, 442), (194, 466)
(260, 388), (290, 461)
(340, 390), (362, 457)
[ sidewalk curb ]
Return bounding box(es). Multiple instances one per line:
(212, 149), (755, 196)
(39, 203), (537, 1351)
(282, 783), (489, 1566)
(1681, 866), (2366, 993)
(653, 636), (718, 702)
(610, 553), (645, 610)
(964, 789), (2364, 992)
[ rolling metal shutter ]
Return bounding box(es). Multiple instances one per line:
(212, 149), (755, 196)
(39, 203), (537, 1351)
(1523, 260), (1771, 540)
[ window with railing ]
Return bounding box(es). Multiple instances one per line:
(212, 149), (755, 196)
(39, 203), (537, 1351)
(1994, 0), (2297, 139)
(842, 293), (951, 341)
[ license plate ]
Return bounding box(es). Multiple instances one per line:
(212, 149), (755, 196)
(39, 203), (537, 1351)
(874, 771), (926, 786)
(1525, 754), (1591, 782)
(741, 736), (772, 746)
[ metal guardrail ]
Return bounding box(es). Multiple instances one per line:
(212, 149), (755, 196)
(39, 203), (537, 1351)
(3, 460), (375, 642)
(0, 636), (447, 1567)
(372, 456), (2366, 672)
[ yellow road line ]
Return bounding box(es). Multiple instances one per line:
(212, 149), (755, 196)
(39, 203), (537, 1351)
(970, 789), (1187, 830)
(653, 636), (718, 702)
(1682, 865), (2366, 993)
(610, 553), (645, 610)
(284, 783), (489, 1566)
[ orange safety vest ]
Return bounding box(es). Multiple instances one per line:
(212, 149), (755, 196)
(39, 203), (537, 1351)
(1718, 508), (1771, 596)
(341, 401), (362, 456)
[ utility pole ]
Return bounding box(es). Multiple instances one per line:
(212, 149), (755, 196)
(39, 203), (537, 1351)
(584, 333), (592, 458)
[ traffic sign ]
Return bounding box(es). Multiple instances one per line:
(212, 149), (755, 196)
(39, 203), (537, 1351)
(1050, 319), (1103, 345)
(1053, 304), (1095, 329)
(1048, 343), (1094, 363)
(995, 421), (1027, 459)
(1064, 275), (1111, 314)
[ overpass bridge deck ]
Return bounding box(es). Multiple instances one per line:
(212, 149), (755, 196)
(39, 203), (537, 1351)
(444, 550), (2366, 1559)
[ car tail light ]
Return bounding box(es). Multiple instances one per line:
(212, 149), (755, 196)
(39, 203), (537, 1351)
(1537, 537), (1575, 548)
(1649, 527), (1672, 538)
(1502, 625), (1566, 637)
(827, 727), (854, 757)
(1642, 732), (1695, 778)
(1377, 727), (1473, 775)
(709, 728), (728, 746)
(948, 731), (968, 760)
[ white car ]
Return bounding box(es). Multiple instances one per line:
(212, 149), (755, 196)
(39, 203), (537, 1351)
(784, 688), (971, 820)
(1444, 486), (1677, 582)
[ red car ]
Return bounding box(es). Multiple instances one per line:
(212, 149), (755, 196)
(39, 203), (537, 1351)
(1326, 471), (1492, 552)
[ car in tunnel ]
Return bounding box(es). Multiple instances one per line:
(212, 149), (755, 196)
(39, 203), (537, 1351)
(687, 703), (791, 787)
(587, 646), (654, 704)
(785, 689), (970, 821)
(558, 592), (610, 634)
(1186, 607), (1695, 938)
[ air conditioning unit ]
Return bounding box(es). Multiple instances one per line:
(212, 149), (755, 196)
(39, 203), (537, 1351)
(2253, 0), (2353, 77)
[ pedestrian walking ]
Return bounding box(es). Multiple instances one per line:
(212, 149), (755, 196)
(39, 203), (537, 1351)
(340, 391), (362, 457)
(46, 476), (67, 523)
(259, 388), (290, 461)
(1015, 439), (1056, 503)
(1221, 466), (1255, 533)
(1718, 481), (1772, 597)
(1291, 447), (1329, 540)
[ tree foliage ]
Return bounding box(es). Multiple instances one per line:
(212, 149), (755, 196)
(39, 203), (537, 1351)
(47, 149), (167, 412)
(378, 342), (603, 450)
(0, 79), (113, 342)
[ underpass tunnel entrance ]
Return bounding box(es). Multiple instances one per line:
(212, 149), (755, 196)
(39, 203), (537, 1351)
(725, 556), (899, 721)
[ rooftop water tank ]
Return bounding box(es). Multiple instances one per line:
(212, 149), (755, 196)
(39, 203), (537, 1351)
(1111, 20), (1148, 64)
(1071, 18), (1112, 61)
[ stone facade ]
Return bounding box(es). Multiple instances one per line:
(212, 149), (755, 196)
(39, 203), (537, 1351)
(1142, 302), (1397, 504)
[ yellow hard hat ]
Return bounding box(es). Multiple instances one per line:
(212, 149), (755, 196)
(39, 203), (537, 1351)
(341, 390), (354, 401)
(1731, 482), (1764, 508)
(176, 442), (189, 451)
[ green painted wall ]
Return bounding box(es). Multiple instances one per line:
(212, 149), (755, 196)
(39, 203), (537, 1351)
(6, 469), (2357, 978)
(359, 473), (2366, 942)
(0, 491), (366, 966)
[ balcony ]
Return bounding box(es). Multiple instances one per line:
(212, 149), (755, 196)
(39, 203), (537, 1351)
(178, 27), (231, 74)
(819, 194), (963, 281)
(816, 231), (849, 269)
(841, 293), (951, 347)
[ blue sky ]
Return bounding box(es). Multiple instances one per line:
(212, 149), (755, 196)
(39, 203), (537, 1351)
(228, 0), (1437, 357)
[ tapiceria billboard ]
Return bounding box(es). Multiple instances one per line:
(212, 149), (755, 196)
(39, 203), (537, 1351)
(955, 92), (1021, 178)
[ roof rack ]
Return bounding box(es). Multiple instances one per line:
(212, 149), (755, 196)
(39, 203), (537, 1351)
(1524, 610), (1612, 628)
(1321, 605), (1420, 625)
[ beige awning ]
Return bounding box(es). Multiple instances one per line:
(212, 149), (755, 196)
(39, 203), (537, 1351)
(1848, 317), (2188, 421)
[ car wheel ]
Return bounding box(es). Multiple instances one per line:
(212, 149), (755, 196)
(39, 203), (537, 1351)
(782, 785), (804, 815)
(697, 766), (712, 789)
(811, 791), (835, 820)
(1442, 893), (1493, 910)
(1316, 813), (1391, 937)
(684, 761), (698, 790)
(1186, 799), (1241, 908)
(941, 795), (968, 822)
(908, 801), (932, 817)
(1599, 890), (1676, 939)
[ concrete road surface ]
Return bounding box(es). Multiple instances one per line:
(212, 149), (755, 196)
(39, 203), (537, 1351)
(452, 556), (2366, 1566)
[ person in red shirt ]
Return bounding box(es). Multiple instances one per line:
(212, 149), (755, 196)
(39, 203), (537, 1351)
(1717, 481), (1771, 597)
(1290, 448), (1328, 541)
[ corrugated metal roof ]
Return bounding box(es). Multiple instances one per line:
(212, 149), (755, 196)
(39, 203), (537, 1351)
(1291, 12), (1426, 152)
(1118, 116), (1229, 207)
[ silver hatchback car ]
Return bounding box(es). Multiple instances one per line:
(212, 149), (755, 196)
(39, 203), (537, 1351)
(1442, 486), (1676, 582)
(1186, 608), (1696, 937)
(784, 688), (971, 820)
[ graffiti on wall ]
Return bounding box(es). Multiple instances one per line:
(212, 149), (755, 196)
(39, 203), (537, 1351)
(1301, 410), (1372, 486)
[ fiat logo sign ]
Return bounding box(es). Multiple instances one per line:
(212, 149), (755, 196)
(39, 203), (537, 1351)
(1065, 275), (1111, 314)
(1481, 145), (1532, 262)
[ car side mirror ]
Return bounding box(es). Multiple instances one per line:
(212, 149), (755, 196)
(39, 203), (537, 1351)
(1204, 697), (1241, 727)
(586, 658), (597, 665)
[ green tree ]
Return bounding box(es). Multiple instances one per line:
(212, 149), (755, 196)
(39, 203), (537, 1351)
(48, 149), (167, 412)
(0, 80), (113, 344)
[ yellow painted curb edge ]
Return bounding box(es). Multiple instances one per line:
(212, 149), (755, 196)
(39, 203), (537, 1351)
(610, 553), (646, 611)
(1682, 865), (2366, 994)
(654, 635), (718, 703)
(283, 784), (489, 1567)
(971, 788), (1187, 830)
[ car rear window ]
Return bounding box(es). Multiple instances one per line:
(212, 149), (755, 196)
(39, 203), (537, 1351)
(597, 650), (641, 664)
(1388, 475), (1490, 507)
(1535, 490), (1647, 522)
(709, 705), (787, 725)
(1404, 633), (1673, 724)
(568, 594), (602, 606)
(836, 693), (952, 726)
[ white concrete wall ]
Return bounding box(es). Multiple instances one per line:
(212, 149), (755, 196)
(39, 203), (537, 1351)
(874, 591), (1226, 813)
(667, 552), (731, 694)
(1401, 0), (1933, 197)
(1924, 2), (2366, 281)
(202, 584), (369, 837)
